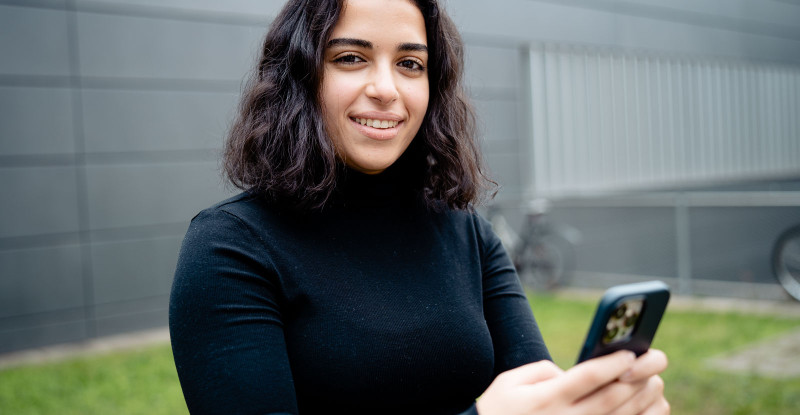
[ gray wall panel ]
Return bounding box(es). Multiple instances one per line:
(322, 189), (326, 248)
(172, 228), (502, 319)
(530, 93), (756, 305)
(85, 162), (229, 230)
(0, 86), (75, 156)
(93, 295), (169, 337)
(481, 137), (518, 155)
(0, 307), (84, 332)
(0, 166), (80, 238)
(92, 236), (181, 304)
(474, 95), (522, 200)
(486, 153), (521, 195)
(465, 44), (520, 91)
(0, 5), (71, 76)
(0, 244), (84, 318)
(553, 207), (679, 278)
(452, 0), (800, 63)
(93, 294), (168, 319)
(474, 98), (519, 144)
(625, 0), (800, 30)
(77, 0), (282, 17)
(94, 306), (167, 338)
(690, 206), (800, 282)
(77, 12), (262, 80)
(82, 89), (236, 153)
(0, 320), (87, 354)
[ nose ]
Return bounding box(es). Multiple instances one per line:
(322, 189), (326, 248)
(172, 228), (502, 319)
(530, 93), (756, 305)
(365, 63), (399, 105)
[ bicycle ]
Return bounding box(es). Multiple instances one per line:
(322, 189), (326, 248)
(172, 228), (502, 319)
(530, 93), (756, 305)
(488, 199), (581, 291)
(772, 224), (800, 302)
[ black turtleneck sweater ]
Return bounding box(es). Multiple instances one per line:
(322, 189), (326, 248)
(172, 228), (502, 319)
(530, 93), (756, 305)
(169, 165), (551, 414)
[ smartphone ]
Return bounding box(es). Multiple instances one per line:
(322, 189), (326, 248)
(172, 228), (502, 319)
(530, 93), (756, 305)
(576, 280), (670, 364)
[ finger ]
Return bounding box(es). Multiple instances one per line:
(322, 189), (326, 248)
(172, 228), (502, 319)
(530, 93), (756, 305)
(639, 396), (671, 415)
(607, 375), (665, 415)
(571, 379), (646, 415)
(496, 359), (564, 386)
(619, 349), (668, 383)
(551, 350), (636, 402)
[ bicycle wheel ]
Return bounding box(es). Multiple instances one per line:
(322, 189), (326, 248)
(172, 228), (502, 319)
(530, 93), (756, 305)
(516, 237), (569, 291)
(772, 224), (800, 302)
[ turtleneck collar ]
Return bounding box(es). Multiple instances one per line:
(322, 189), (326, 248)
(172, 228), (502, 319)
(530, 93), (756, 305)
(332, 151), (424, 209)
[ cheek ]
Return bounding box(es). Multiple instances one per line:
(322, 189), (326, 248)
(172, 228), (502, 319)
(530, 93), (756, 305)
(323, 80), (363, 126)
(321, 74), (342, 108)
(321, 85), (340, 119)
(322, 84), (349, 131)
(407, 85), (429, 121)
(324, 73), (361, 101)
(320, 91), (344, 151)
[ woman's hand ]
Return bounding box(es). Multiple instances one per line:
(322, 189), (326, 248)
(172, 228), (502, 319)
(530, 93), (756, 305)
(475, 349), (669, 415)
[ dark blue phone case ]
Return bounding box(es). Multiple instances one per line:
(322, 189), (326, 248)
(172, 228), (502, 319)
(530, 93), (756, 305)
(576, 280), (671, 364)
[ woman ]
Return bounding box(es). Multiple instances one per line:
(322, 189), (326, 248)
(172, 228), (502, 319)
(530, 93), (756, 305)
(169, 0), (670, 414)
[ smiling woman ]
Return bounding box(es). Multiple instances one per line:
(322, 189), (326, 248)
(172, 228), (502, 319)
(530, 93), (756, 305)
(168, 1), (669, 414)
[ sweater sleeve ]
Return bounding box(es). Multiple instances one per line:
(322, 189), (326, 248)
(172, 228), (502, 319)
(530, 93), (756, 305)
(169, 208), (298, 415)
(475, 214), (552, 375)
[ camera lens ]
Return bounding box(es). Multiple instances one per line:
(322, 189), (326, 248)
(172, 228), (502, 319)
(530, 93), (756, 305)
(623, 314), (638, 328)
(614, 304), (627, 319)
(604, 327), (618, 343)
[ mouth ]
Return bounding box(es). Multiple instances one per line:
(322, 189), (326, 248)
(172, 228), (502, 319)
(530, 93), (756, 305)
(348, 116), (403, 140)
(350, 117), (400, 129)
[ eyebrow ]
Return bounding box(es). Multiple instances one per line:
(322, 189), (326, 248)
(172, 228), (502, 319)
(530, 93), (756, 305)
(326, 38), (428, 53)
(327, 38), (372, 49)
(398, 42), (428, 53)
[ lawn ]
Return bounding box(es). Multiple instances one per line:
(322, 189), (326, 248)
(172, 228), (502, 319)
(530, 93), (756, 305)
(1, 293), (799, 414)
(529, 293), (800, 415)
(0, 343), (188, 415)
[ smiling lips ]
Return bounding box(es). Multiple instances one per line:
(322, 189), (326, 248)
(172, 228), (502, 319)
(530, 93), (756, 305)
(349, 116), (403, 140)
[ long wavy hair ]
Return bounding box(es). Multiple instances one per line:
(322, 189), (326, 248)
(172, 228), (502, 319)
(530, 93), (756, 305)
(223, 0), (493, 210)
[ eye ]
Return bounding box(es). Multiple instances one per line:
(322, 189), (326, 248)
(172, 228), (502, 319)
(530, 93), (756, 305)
(333, 54), (365, 65)
(398, 58), (425, 72)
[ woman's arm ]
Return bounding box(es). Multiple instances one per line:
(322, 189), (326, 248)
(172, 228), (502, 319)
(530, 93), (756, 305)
(169, 208), (298, 414)
(474, 213), (669, 415)
(475, 213), (551, 372)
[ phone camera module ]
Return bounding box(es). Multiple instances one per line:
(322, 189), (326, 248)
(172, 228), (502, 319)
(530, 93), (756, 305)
(601, 298), (645, 345)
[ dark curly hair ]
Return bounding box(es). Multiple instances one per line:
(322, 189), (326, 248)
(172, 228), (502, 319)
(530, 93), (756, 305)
(223, 0), (493, 210)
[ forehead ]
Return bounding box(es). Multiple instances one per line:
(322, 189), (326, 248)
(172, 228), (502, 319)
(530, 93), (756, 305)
(330, 0), (427, 45)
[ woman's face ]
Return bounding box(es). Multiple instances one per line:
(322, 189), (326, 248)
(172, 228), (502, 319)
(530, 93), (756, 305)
(321, 0), (429, 175)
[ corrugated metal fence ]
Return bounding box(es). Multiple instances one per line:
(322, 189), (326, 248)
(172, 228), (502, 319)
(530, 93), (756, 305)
(528, 44), (800, 198)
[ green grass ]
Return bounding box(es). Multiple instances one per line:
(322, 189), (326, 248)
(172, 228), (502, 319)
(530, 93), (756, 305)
(528, 293), (800, 415)
(0, 344), (188, 415)
(1, 294), (799, 414)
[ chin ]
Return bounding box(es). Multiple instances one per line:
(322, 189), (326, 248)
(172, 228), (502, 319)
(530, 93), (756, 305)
(351, 163), (392, 175)
(347, 156), (396, 174)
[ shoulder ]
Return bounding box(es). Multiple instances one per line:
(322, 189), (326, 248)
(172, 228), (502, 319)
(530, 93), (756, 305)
(194, 192), (262, 220)
(430, 206), (496, 248)
(441, 205), (493, 234)
(181, 192), (279, 251)
(453, 208), (504, 261)
(470, 210), (500, 254)
(189, 191), (280, 231)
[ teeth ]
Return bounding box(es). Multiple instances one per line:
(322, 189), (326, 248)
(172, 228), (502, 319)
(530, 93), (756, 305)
(354, 118), (399, 129)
